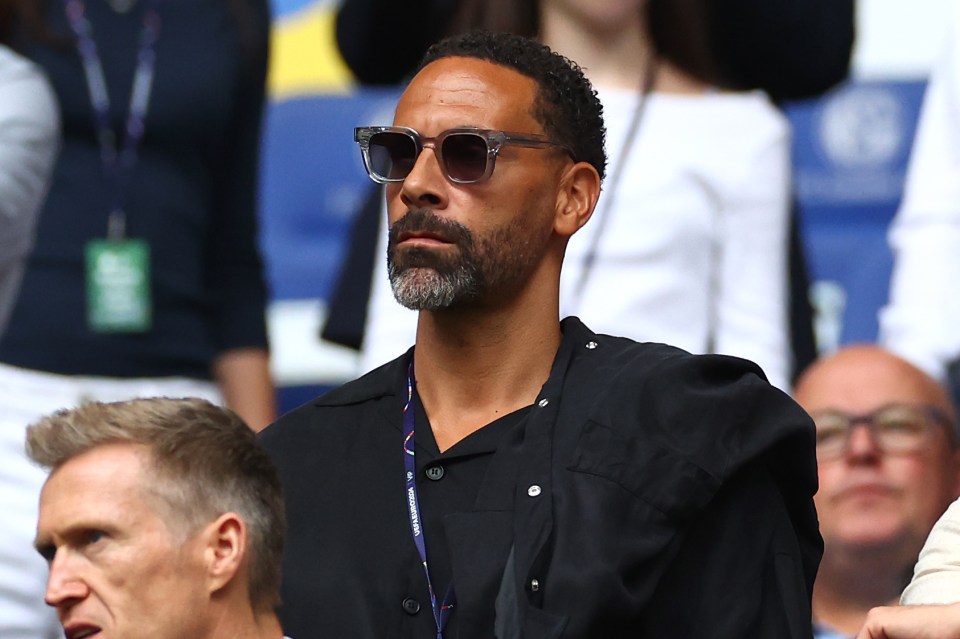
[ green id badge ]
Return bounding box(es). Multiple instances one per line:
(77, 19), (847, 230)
(85, 239), (152, 333)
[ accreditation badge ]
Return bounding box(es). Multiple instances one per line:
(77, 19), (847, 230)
(85, 238), (151, 333)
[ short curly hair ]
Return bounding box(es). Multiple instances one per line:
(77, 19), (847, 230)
(418, 30), (607, 182)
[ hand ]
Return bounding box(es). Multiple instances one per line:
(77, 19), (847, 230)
(856, 604), (960, 639)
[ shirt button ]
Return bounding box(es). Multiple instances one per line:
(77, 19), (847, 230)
(402, 597), (421, 615)
(530, 578), (541, 592)
(424, 464), (445, 481)
(585, 341), (598, 350)
(527, 485), (542, 497)
(538, 398), (549, 407)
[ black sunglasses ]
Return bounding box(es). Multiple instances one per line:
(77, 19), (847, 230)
(354, 126), (574, 184)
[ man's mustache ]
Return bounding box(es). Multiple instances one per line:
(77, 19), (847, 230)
(389, 209), (474, 247)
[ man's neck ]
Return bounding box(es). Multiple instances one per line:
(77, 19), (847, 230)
(812, 552), (910, 635)
(209, 607), (285, 639)
(413, 305), (562, 452)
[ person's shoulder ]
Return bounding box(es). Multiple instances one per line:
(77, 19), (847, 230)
(704, 90), (786, 142)
(0, 44), (33, 79)
(565, 319), (809, 472)
(646, 85), (788, 183)
(566, 318), (771, 397)
(260, 352), (409, 445)
(0, 45), (58, 125)
(579, 325), (766, 385)
(655, 83), (786, 138)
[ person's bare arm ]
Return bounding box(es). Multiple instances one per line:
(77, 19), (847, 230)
(213, 347), (276, 432)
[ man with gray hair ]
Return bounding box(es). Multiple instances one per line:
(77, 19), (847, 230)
(26, 397), (289, 639)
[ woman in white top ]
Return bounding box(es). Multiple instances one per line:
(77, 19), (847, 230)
(359, 0), (792, 390)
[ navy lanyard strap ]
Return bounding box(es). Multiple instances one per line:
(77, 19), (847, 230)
(403, 361), (456, 639)
(63, 0), (162, 240)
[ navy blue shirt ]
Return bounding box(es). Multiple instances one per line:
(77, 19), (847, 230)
(0, 0), (270, 379)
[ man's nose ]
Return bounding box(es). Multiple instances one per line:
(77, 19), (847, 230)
(399, 146), (448, 209)
(44, 551), (89, 608)
(845, 422), (882, 462)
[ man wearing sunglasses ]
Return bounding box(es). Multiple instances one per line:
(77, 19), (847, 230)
(794, 345), (960, 639)
(262, 29), (820, 639)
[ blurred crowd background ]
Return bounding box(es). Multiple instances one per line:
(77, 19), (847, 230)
(2, 2), (960, 636)
(263, 0), (953, 411)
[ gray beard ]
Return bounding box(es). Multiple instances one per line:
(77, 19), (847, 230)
(388, 257), (480, 310)
(386, 206), (540, 312)
(386, 208), (482, 311)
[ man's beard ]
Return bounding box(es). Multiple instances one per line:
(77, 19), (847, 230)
(387, 208), (540, 311)
(387, 209), (483, 310)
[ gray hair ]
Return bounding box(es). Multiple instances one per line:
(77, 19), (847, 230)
(26, 397), (285, 612)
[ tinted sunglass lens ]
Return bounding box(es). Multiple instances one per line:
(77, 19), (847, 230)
(369, 132), (417, 180)
(442, 133), (489, 182)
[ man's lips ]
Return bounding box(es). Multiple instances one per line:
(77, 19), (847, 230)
(64, 623), (102, 639)
(397, 230), (455, 246)
(834, 482), (897, 502)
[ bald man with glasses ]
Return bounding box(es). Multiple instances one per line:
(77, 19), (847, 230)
(794, 345), (960, 639)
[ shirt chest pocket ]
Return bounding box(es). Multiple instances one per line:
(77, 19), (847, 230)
(567, 419), (721, 522)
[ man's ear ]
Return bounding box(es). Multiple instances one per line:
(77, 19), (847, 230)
(202, 512), (247, 595)
(554, 161), (601, 238)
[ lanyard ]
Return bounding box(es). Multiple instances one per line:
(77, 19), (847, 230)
(63, 0), (162, 240)
(566, 58), (660, 314)
(403, 361), (456, 639)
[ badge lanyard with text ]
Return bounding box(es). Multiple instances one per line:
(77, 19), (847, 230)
(403, 361), (456, 639)
(64, 0), (161, 333)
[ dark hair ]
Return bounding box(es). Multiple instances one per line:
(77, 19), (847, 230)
(0, 0), (22, 45)
(418, 30), (607, 181)
(0, 0), (67, 51)
(448, 0), (538, 38)
(26, 397), (286, 613)
(646, 0), (720, 87)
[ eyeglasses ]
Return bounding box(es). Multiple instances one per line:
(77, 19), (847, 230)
(811, 403), (956, 460)
(354, 126), (574, 185)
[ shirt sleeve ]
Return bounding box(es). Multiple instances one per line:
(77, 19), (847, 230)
(206, 0), (272, 354)
(641, 461), (818, 638)
(901, 498), (960, 605)
(0, 46), (59, 261)
(879, 14), (960, 382)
